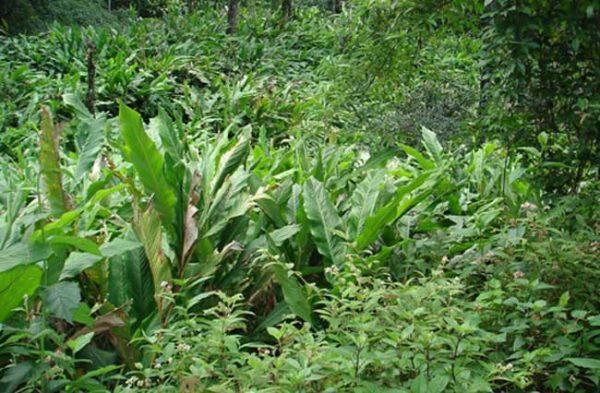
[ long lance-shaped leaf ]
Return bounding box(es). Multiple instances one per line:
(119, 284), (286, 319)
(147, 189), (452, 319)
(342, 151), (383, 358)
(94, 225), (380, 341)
(181, 172), (200, 266)
(421, 126), (443, 164)
(399, 144), (435, 170)
(64, 93), (106, 180)
(211, 127), (251, 196)
(108, 245), (155, 327)
(302, 177), (346, 266)
(271, 263), (313, 324)
(40, 106), (69, 217)
(347, 170), (385, 238)
(119, 103), (176, 227)
(356, 172), (434, 251)
(74, 116), (106, 180)
(133, 206), (172, 315)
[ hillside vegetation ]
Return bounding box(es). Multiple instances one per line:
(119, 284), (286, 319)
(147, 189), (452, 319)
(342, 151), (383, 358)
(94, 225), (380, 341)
(0, 1), (598, 392)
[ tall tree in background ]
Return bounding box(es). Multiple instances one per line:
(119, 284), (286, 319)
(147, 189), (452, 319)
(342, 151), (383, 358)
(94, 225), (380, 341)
(226, 0), (239, 34)
(282, 0), (292, 21)
(480, 0), (599, 192)
(331, 0), (342, 13)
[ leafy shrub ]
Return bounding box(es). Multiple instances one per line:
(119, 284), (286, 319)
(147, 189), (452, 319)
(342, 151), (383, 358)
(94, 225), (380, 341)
(0, 4), (598, 392)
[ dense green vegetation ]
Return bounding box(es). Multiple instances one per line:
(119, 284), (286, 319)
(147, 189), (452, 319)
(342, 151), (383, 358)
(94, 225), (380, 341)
(0, 1), (598, 392)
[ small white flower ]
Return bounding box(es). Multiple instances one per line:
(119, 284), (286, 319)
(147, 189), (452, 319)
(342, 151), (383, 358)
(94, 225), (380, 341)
(325, 265), (340, 275)
(520, 202), (538, 211)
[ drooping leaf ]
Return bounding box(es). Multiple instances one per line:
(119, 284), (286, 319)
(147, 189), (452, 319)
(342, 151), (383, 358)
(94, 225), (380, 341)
(246, 224), (300, 255)
(356, 148), (397, 173)
(75, 116), (106, 180)
(255, 301), (290, 331)
(48, 235), (101, 255)
(60, 252), (104, 280)
(181, 172), (200, 263)
(356, 172), (433, 250)
(421, 127), (443, 163)
(154, 108), (184, 161)
(399, 143), (435, 170)
(119, 103), (176, 227)
(0, 265), (43, 322)
(40, 106), (69, 217)
(43, 281), (81, 323)
(0, 361), (33, 393)
(64, 91), (107, 180)
(302, 177), (346, 266)
(67, 332), (94, 354)
(100, 238), (143, 258)
(133, 206), (172, 313)
(63, 93), (92, 119)
(211, 127), (251, 195)
(348, 170), (385, 237)
(108, 246), (154, 326)
(566, 358), (600, 369)
(0, 242), (51, 273)
(72, 303), (94, 327)
(271, 263), (312, 324)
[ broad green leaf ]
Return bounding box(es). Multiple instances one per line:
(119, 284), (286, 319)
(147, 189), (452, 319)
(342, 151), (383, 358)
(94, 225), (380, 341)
(245, 224), (300, 255)
(60, 252), (104, 280)
(348, 170), (385, 237)
(65, 90), (106, 180)
(67, 332), (94, 354)
(356, 173), (432, 250)
(133, 206), (172, 313)
(72, 303), (94, 327)
(0, 361), (33, 393)
(0, 265), (43, 322)
(43, 281), (81, 322)
(48, 235), (101, 255)
(154, 108), (184, 160)
(0, 242), (51, 273)
(75, 116), (106, 180)
(256, 301), (290, 331)
(271, 263), (312, 324)
(212, 127), (251, 195)
(63, 93), (92, 119)
(108, 246), (154, 326)
(303, 177), (346, 266)
(566, 358), (600, 369)
(100, 238), (142, 258)
(357, 148), (397, 173)
(410, 374), (449, 393)
(399, 144), (435, 170)
(119, 103), (176, 226)
(40, 106), (69, 217)
(421, 127), (443, 163)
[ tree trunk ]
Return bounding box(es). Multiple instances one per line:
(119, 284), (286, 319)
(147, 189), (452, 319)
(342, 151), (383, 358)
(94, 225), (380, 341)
(282, 0), (292, 21)
(85, 39), (96, 117)
(331, 0), (342, 13)
(226, 0), (239, 35)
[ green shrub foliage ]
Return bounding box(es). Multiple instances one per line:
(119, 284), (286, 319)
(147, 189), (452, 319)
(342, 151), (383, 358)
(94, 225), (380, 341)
(0, 2), (598, 392)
